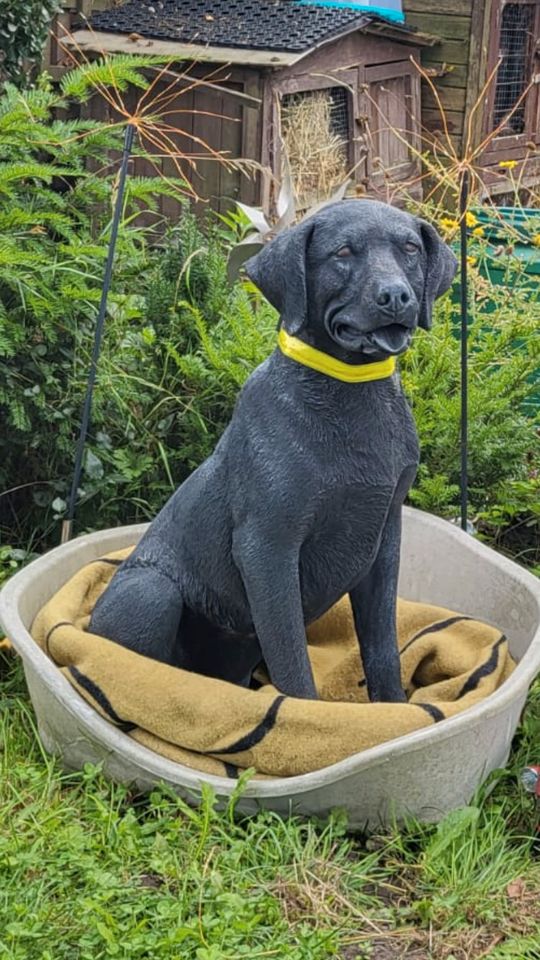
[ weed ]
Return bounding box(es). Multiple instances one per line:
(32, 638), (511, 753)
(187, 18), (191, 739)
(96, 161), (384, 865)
(1, 657), (539, 959)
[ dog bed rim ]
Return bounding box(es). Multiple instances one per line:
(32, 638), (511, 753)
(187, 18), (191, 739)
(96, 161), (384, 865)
(1, 508), (539, 799)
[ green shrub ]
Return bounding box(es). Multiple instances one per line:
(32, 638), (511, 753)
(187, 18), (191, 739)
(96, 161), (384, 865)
(0, 0), (60, 86)
(0, 545), (28, 587)
(0, 65), (182, 550)
(401, 265), (539, 567)
(78, 213), (276, 528)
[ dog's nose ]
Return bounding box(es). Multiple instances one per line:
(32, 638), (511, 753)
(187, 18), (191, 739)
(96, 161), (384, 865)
(376, 281), (411, 316)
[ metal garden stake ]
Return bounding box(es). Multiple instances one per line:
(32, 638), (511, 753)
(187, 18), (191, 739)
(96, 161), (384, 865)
(61, 122), (136, 544)
(459, 169), (469, 533)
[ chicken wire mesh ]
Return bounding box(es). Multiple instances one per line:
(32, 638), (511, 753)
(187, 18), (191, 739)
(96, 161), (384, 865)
(281, 87), (351, 210)
(282, 87), (350, 142)
(493, 1), (536, 134)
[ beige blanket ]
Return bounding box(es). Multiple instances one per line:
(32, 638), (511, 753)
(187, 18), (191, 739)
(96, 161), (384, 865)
(31, 548), (515, 779)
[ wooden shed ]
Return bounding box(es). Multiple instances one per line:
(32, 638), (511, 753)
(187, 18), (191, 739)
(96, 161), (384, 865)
(48, 0), (434, 215)
(403, 0), (540, 195)
(46, 1), (540, 210)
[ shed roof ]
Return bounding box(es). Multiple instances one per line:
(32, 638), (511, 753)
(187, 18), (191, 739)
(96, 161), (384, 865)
(89, 0), (419, 55)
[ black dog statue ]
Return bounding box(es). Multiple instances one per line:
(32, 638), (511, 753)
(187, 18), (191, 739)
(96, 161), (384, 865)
(90, 200), (457, 701)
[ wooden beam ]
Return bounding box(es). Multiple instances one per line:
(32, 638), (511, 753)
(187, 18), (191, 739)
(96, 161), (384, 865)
(479, 155), (540, 195)
(463, 0), (495, 155)
(46, 65), (69, 80)
(241, 72), (264, 206)
(423, 39), (470, 65)
(405, 13), (470, 40)
(422, 108), (463, 134)
(66, 29), (301, 68)
(423, 84), (467, 112)
(422, 132), (463, 155)
(172, 77), (261, 110)
(404, 0), (473, 15)
(365, 23), (439, 47)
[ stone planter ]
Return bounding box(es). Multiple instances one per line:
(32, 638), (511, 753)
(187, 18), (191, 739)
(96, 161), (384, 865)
(1, 507), (539, 828)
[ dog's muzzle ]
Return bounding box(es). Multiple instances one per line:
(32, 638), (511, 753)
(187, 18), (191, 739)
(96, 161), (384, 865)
(329, 317), (415, 357)
(361, 323), (414, 357)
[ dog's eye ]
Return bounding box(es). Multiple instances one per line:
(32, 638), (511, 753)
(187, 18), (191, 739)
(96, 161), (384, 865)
(336, 245), (352, 258)
(405, 241), (420, 254)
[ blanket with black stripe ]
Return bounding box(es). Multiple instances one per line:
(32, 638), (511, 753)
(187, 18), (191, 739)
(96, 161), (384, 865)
(31, 548), (516, 779)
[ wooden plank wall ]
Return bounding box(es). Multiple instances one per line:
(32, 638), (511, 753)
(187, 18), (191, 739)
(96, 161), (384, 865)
(267, 31), (424, 205)
(43, 3), (263, 214)
(44, 0), (114, 77)
(78, 72), (259, 224)
(402, 0), (474, 156)
(403, 0), (540, 194)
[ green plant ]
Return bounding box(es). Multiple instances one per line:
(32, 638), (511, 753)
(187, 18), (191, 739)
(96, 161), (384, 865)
(1, 652), (539, 960)
(0, 545), (27, 587)
(75, 213), (276, 529)
(0, 0), (61, 86)
(0, 65), (183, 551)
(400, 268), (539, 567)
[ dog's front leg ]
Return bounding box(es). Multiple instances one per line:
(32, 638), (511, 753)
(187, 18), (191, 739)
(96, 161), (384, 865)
(349, 504), (407, 703)
(232, 530), (317, 699)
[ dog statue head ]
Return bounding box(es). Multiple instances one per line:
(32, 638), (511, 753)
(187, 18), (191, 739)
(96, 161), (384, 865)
(245, 200), (457, 361)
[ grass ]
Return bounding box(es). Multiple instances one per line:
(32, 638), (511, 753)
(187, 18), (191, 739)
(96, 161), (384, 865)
(1, 651), (539, 960)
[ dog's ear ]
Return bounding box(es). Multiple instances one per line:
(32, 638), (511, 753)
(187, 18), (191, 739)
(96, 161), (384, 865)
(244, 219), (315, 335)
(417, 219), (458, 330)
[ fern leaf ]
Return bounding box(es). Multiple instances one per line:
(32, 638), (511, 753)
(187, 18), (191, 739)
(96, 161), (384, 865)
(9, 397), (31, 432)
(0, 162), (81, 193)
(124, 175), (186, 213)
(60, 55), (175, 103)
(0, 208), (76, 239)
(0, 240), (45, 267)
(0, 300), (16, 357)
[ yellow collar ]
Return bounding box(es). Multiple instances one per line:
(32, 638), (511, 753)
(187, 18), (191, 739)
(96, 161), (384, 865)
(277, 329), (396, 383)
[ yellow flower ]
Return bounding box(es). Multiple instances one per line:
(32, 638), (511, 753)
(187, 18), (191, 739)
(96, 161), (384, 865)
(467, 256), (477, 267)
(465, 211), (478, 228)
(472, 226), (485, 238)
(440, 217), (459, 231)
(498, 160), (518, 169)
(532, 234), (540, 247)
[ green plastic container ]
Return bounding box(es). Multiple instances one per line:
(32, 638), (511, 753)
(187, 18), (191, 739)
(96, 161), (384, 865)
(472, 206), (540, 290)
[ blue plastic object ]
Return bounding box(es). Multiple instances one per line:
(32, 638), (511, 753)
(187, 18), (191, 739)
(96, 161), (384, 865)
(296, 0), (405, 24)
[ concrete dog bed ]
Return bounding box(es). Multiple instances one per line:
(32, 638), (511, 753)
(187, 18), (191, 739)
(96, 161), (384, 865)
(1, 507), (539, 828)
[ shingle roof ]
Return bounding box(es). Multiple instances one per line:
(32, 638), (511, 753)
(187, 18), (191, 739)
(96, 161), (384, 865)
(90, 0), (375, 54)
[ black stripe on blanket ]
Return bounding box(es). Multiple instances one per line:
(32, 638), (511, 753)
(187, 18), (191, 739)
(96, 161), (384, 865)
(402, 615), (474, 653)
(68, 666), (136, 733)
(416, 702), (445, 723)
(357, 616), (473, 689)
(44, 621), (72, 655)
(458, 635), (507, 698)
(208, 695), (287, 757)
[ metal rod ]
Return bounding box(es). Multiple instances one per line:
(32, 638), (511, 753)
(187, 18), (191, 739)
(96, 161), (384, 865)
(61, 122), (136, 544)
(459, 168), (469, 533)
